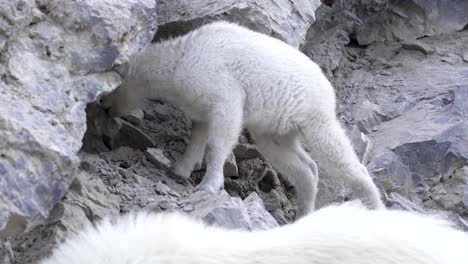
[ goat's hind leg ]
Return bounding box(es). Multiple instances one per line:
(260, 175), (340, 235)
(301, 118), (385, 210)
(252, 132), (319, 219)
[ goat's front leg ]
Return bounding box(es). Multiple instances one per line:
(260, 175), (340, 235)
(168, 121), (208, 184)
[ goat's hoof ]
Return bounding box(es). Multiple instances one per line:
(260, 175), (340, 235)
(194, 183), (223, 194)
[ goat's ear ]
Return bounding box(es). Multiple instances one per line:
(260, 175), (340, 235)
(113, 62), (130, 78)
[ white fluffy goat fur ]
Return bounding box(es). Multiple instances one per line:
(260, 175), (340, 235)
(40, 203), (468, 264)
(100, 21), (384, 216)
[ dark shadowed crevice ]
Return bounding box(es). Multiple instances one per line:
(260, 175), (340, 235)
(321, 0), (334, 7)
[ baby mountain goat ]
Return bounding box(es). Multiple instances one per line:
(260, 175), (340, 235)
(40, 203), (468, 264)
(100, 21), (384, 217)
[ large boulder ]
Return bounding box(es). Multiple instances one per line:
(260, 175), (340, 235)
(155, 0), (321, 48)
(0, 0), (157, 238)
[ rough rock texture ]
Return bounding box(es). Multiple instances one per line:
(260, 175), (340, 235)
(2, 140), (278, 263)
(186, 191), (278, 231)
(356, 0), (468, 45)
(363, 36), (468, 217)
(155, 0), (321, 48)
(3, 0), (468, 263)
(303, 0), (468, 74)
(2, 149), (277, 263)
(0, 0), (157, 237)
(82, 100), (294, 224)
(1, 171), (119, 263)
(306, 0), (468, 226)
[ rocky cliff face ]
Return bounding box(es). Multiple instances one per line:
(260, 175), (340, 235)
(303, 0), (468, 228)
(1, 0), (468, 263)
(0, 0), (157, 239)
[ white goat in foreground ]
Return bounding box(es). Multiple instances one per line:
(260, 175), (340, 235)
(100, 21), (384, 216)
(40, 202), (468, 264)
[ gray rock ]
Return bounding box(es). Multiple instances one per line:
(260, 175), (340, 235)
(108, 120), (156, 151)
(224, 152), (238, 178)
(122, 108), (145, 126)
(304, 26), (350, 74)
(356, 0), (468, 45)
(0, 241), (13, 264)
(185, 190), (277, 231)
(426, 166), (468, 216)
(349, 125), (372, 163)
(463, 51), (468, 63)
(182, 204), (194, 212)
(401, 40), (435, 55)
(1, 171), (119, 263)
(0, 0), (157, 236)
(233, 143), (263, 160)
(155, 0), (321, 48)
(386, 192), (425, 213)
(302, 4), (356, 73)
(305, 0), (467, 72)
(303, 0), (468, 229)
(5, 1), (468, 262)
(158, 200), (178, 211)
(387, 192), (468, 231)
(243, 192), (279, 230)
(154, 181), (172, 195)
(187, 190), (253, 230)
(439, 53), (462, 65)
(145, 148), (172, 169)
(224, 158), (296, 223)
(354, 99), (386, 133)
(261, 189), (284, 211)
(368, 84), (468, 216)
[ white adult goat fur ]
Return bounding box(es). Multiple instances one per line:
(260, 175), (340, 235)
(101, 21), (384, 216)
(40, 203), (468, 264)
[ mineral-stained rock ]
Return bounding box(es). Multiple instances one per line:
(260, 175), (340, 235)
(155, 0), (321, 48)
(0, 0), (157, 237)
